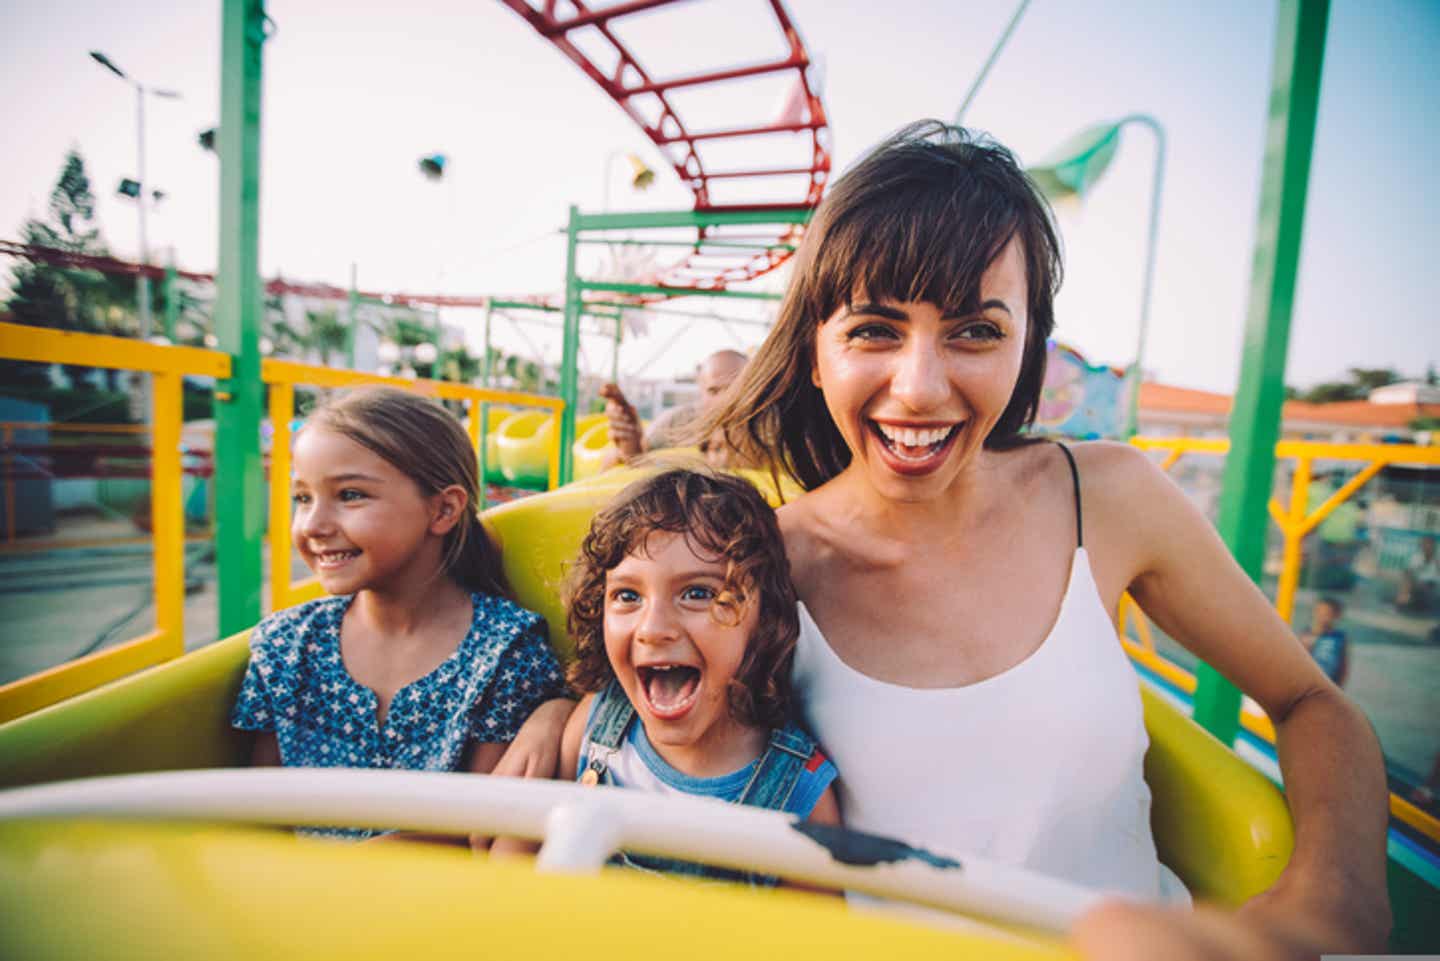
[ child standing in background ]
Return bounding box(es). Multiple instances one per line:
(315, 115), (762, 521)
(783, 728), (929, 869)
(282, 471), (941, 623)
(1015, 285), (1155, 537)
(559, 468), (839, 886)
(1301, 596), (1349, 687)
(231, 386), (566, 842)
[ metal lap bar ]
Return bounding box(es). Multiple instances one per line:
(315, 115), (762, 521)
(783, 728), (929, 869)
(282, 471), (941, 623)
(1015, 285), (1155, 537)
(0, 323), (230, 722)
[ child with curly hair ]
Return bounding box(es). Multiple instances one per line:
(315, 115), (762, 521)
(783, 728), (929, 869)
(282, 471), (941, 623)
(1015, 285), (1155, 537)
(559, 467), (839, 885)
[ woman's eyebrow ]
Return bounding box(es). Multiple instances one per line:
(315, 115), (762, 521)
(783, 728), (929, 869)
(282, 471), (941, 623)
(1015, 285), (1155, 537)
(848, 302), (908, 320)
(326, 472), (385, 484)
(941, 299), (1013, 319)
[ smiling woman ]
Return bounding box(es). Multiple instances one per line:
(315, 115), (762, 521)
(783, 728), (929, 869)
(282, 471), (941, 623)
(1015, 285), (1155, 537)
(699, 120), (1394, 957)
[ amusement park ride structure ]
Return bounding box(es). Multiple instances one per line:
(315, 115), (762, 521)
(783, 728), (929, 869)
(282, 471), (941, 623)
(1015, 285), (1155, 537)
(1, 0), (1438, 947)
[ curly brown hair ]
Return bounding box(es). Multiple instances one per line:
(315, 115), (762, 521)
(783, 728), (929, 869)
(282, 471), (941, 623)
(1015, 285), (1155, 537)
(565, 467), (798, 730)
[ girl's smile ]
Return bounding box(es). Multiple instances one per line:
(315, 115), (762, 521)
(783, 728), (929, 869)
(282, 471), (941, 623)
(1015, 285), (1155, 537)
(290, 427), (449, 597)
(603, 531), (764, 776)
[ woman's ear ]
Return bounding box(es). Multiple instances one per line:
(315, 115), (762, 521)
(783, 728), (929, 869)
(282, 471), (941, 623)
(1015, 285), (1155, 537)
(430, 485), (469, 536)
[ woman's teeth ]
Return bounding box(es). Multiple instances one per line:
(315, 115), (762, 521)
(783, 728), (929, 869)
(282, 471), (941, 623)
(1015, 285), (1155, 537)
(315, 550), (359, 568)
(874, 422), (957, 459)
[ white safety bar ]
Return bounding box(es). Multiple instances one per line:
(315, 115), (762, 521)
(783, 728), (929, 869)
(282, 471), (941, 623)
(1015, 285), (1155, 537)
(0, 768), (1117, 934)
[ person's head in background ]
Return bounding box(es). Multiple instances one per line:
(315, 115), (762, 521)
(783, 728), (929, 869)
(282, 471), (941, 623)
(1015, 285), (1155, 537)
(696, 350), (747, 413)
(1312, 596), (1343, 634)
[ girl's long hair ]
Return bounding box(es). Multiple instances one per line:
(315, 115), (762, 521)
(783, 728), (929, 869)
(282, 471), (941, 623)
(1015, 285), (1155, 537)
(564, 468), (798, 730)
(307, 386), (508, 598)
(700, 120), (1063, 490)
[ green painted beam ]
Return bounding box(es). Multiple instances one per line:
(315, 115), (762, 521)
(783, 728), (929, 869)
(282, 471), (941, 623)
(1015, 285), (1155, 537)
(578, 280), (782, 302)
(558, 206), (581, 484)
(488, 300), (563, 313)
(1198, 0), (1330, 742)
(573, 207), (811, 232)
(575, 237), (796, 252)
(213, 0), (267, 635)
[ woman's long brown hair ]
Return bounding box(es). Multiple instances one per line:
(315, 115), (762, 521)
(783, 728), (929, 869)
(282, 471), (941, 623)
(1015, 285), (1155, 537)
(699, 120), (1063, 491)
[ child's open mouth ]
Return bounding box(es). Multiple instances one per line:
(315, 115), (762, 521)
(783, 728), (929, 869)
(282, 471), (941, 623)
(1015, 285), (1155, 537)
(637, 664), (701, 721)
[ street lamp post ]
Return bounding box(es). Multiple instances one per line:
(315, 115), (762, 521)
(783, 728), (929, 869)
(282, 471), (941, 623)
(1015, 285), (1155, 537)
(1028, 115), (1166, 437)
(90, 51), (181, 339)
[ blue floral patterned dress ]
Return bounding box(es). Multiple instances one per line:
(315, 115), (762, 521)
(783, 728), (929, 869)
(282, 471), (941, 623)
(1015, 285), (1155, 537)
(231, 592), (566, 839)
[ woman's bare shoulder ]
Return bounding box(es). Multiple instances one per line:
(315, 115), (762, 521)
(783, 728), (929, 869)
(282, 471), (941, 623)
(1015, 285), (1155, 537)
(776, 493), (833, 592)
(1066, 439), (1180, 510)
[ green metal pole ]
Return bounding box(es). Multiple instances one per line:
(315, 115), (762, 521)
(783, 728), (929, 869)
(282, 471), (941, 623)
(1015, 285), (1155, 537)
(1196, 0), (1329, 743)
(478, 298), (493, 510)
(163, 256), (179, 343)
(611, 314), (623, 384)
(346, 262), (358, 369)
(1121, 115), (1165, 439)
(213, 0), (267, 636)
(558, 206), (581, 484)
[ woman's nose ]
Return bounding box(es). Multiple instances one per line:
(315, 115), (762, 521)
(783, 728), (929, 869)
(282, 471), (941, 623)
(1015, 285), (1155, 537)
(890, 341), (949, 412)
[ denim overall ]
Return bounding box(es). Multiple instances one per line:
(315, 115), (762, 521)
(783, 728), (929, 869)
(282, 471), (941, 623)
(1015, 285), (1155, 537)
(580, 679), (819, 887)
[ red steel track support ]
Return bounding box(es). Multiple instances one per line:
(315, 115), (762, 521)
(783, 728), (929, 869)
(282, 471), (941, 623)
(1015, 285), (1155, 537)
(496, 0), (830, 289)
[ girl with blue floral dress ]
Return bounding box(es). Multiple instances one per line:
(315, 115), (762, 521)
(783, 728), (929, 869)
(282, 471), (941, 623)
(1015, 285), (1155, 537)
(231, 386), (565, 843)
(557, 468), (840, 886)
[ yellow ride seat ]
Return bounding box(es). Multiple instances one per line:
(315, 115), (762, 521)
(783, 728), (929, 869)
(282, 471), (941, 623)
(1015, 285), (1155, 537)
(0, 467), (1292, 906)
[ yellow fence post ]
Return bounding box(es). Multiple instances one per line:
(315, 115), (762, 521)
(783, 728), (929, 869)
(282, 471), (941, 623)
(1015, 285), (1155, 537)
(151, 370), (185, 654)
(268, 382), (295, 613)
(547, 408), (562, 491)
(1272, 456), (1311, 624)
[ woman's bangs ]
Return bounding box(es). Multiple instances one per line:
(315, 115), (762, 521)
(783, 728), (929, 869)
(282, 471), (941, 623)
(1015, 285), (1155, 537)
(810, 185), (1019, 318)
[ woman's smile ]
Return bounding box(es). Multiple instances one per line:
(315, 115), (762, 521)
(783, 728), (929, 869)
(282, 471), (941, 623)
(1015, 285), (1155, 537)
(869, 419), (966, 474)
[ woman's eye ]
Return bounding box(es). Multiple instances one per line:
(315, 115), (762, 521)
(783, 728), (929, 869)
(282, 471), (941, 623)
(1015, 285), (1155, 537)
(680, 585), (716, 603)
(952, 322), (1005, 342)
(338, 488), (366, 502)
(291, 492), (310, 505)
(846, 323), (898, 343)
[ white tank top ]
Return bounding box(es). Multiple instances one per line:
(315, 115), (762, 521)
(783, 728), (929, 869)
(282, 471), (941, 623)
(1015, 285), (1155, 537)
(793, 545), (1182, 900)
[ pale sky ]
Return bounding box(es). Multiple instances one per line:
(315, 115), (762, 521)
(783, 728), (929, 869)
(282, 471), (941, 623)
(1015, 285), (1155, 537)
(2, 0), (1437, 393)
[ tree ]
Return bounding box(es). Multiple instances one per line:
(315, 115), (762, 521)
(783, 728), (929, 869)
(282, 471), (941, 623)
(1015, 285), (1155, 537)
(305, 308), (350, 367)
(4, 149), (133, 391)
(438, 345), (481, 385)
(1290, 366), (1402, 404)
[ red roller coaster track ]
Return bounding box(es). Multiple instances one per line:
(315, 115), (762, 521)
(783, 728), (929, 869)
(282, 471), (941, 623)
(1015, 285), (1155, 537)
(497, 0), (830, 289)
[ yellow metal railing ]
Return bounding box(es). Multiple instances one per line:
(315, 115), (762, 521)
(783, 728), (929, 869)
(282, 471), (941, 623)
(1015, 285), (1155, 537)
(260, 359), (565, 613)
(1124, 434), (1440, 846)
(0, 322), (230, 722)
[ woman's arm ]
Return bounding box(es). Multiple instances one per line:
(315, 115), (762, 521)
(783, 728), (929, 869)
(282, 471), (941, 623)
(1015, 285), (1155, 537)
(485, 698), (592, 857)
(489, 697), (574, 779)
(1086, 444), (1390, 955)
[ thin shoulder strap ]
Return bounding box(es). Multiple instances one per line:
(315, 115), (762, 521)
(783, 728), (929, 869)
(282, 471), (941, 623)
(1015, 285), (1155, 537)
(1054, 442), (1083, 549)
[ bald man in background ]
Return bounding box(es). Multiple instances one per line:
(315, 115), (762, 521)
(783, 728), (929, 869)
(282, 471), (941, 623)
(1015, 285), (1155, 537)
(601, 349), (748, 469)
